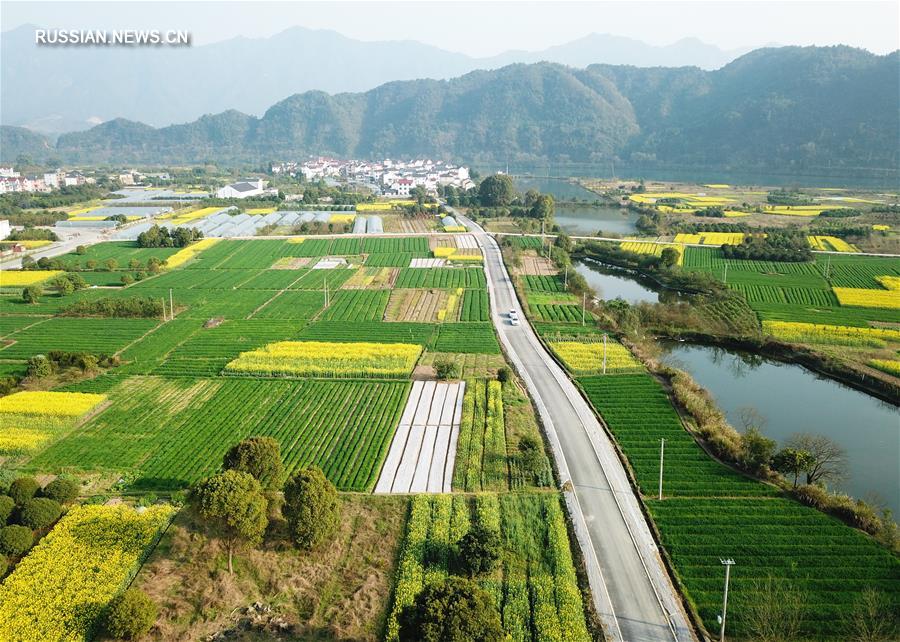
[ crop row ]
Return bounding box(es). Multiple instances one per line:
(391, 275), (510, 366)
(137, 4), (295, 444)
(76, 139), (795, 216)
(319, 289), (389, 321)
(578, 374), (771, 497)
(548, 340), (643, 374)
(0, 317), (159, 359)
(29, 376), (409, 491)
(386, 493), (591, 642)
(453, 379), (508, 491)
(761, 320), (900, 348)
(0, 504), (175, 642)
(459, 289), (490, 321)
(729, 284), (838, 307)
(648, 497), (900, 637)
(523, 275), (566, 292)
(395, 267), (486, 289)
(224, 340), (422, 378)
(530, 303), (583, 323)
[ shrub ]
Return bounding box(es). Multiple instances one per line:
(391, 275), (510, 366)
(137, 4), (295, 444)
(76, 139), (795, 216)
(456, 524), (501, 576)
(103, 588), (158, 640)
(0, 554), (6, 578)
(22, 285), (42, 304)
(496, 367), (510, 383)
(222, 436), (284, 490)
(19, 498), (62, 530)
(0, 496), (14, 524)
(8, 477), (40, 505)
(433, 357), (459, 380)
(282, 467), (340, 551)
(26, 355), (53, 378)
(398, 577), (503, 642)
(0, 525), (33, 557)
(42, 478), (80, 504)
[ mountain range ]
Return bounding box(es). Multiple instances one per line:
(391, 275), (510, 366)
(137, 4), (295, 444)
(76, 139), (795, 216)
(2, 46), (897, 173)
(1, 24), (752, 134)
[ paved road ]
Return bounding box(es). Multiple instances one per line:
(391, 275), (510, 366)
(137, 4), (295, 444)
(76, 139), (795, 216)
(453, 209), (695, 642)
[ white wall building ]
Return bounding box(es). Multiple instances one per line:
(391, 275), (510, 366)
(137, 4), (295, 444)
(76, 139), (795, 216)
(216, 178), (267, 199)
(0, 220), (10, 240)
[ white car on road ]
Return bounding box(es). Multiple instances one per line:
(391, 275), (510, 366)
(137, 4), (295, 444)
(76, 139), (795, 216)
(509, 309), (520, 325)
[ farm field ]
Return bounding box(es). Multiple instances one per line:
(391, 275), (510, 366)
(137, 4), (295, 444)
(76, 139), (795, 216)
(375, 380), (465, 493)
(0, 234), (600, 641)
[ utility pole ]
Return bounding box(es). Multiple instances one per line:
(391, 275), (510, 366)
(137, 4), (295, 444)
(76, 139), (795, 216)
(324, 276), (329, 307)
(564, 265), (568, 290)
(581, 292), (586, 326)
(161, 298), (166, 321)
(169, 288), (174, 321)
(719, 559), (735, 642)
(658, 438), (665, 500)
(602, 333), (607, 375)
(723, 261), (728, 285)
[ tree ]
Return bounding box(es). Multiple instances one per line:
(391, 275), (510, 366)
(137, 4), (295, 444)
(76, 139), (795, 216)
(456, 523), (501, 576)
(19, 497), (62, 530)
(75, 245), (86, 255)
(496, 367), (510, 383)
(0, 495), (14, 524)
(27, 355), (53, 378)
(103, 588), (158, 640)
(786, 433), (847, 486)
(85, 259), (98, 270)
(222, 436), (284, 491)
(54, 276), (75, 296)
(191, 470), (268, 574)
(121, 274), (134, 286)
(8, 477), (39, 505)
(433, 357), (459, 380)
(66, 273), (87, 290)
(843, 587), (899, 642)
(517, 436), (545, 479)
(105, 258), (119, 271)
(22, 285), (42, 304)
(398, 577), (503, 642)
(411, 185), (428, 205)
(740, 427), (776, 473)
(42, 477), (79, 504)
(659, 247), (680, 268)
(772, 448), (814, 487)
(282, 467), (340, 551)
(477, 174), (515, 207)
(0, 525), (33, 557)
(741, 576), (806, 642)
(528, 193), (554, 221)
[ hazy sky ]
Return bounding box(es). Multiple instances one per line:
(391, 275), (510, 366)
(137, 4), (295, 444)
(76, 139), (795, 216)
(3, 1), (898, 56)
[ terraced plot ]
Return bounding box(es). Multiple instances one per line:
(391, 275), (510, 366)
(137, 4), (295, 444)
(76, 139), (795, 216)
(385, 289), (449, 322)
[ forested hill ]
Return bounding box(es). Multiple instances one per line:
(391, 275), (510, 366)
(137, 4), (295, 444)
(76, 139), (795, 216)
(3, 46), (897, 171)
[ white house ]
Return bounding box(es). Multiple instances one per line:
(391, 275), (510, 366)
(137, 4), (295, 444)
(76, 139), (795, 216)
(0, 220), (10, 240)
(216, 179), (266, 199)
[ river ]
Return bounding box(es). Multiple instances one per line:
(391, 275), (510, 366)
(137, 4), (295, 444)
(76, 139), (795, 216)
(574, 258), (900, 513)
(514, 178), (639, 236)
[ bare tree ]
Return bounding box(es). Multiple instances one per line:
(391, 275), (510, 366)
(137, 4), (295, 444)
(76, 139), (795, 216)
(786, 433), (847, 486)
(843, 587), (899, 642)
(741, 575), (806, 642)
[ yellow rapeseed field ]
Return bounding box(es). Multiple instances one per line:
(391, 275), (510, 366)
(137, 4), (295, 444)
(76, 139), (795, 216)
(0, 270), (64, 287)
(549, 340), (642, 374)
(0, 240), (52, 248)
(872, 224), (890, 231)
(868, 359), (900, 376)
(807, 236), (858, 252)
(762, 320), (900, 347)
(0, 427), (50, 454)
(433, 247), (456, 258)
(164, 238), (221, 269)
(833, 287), (900, 310)
(674, 232), (746, 246)
(165, 206), (225, 225)
(0, 391), (107, 416)
(245, 207), (277, 214)
(329, 213), (357, 225)
(67, 205), (101, 216)
(225, 340), (423, 377)
(0, 504), (176, 642)
(876, 276), (900, 291)
(620, 241), (684, 265)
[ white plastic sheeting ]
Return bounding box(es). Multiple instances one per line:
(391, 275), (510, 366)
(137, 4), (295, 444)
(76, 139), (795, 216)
(374, 381), (466, 493)
(409, 258), (446, 268)
(366, 216), (383, 233)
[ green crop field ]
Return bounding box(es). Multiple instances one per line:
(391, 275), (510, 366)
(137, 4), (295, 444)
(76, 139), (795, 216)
(319, 289), (389, 321)
(579, 374), (771, 497)
(459, 289), (490, 321)
(395, 267), (486, 288)
(452, 379), (507, 491)
(386, 493), (591, 642)
(523, 275), (566, 292)
(530, 303), (584, 323)
(27, 376), (409, 492)
(648, 498), (900, 637)
(0, 317), (159, 359)
(431, 322), (500, 354)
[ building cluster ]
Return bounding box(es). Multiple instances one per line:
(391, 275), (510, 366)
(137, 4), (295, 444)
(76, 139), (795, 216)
(271, 158), (474, 196)
(0, 167), (95, 194)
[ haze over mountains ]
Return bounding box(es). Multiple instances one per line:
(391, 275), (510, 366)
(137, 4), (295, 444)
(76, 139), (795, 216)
(1, 24), (752, 133)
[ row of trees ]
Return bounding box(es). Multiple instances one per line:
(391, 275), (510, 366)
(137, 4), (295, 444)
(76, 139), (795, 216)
(137, 225), (202, 248)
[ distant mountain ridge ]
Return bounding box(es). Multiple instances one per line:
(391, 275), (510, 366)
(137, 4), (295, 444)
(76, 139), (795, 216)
(2, 46), (897, 174)
(1, 24), (752, 133)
